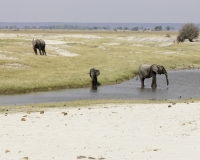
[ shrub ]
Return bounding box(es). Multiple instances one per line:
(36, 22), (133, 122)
(177, 23), (199, 42)
(177, 34), (184, 42)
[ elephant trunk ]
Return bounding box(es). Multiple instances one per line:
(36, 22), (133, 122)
(165, 72), (169, 85)
(33, 46), (37, 54)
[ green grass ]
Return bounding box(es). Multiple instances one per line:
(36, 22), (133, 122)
(0, 30), (200, 94)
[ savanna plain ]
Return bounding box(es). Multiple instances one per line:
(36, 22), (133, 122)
(0, 29), (200, 94)
(0, 30), (200, 160)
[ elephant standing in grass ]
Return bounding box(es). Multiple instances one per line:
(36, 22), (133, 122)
(138, 64), (169, 89)
(89, 68), (100, 88)
(32, 39), (46, 55)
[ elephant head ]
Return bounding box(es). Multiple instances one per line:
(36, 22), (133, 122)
(32, 39), (46, 55)
(32, 39), (38, 54)
(138, 64), (169, 89)
(151, 64), (169, 86)
(89, 68), (100, 88)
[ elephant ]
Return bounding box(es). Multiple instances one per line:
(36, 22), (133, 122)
(32, 39), (46, 55)
(89, 68), (100, 88)
(138, 64), (169, 89)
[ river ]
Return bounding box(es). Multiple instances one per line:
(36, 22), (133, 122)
(0, 69), (200, 106)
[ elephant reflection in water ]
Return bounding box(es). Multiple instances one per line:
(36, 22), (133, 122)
(89, 68), (100, 89)
(138, 64), (169, 89)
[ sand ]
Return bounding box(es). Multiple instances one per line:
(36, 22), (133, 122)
(1, 102), (200, 160)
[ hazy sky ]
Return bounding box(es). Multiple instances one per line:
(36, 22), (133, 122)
(0, 0), (199, 23)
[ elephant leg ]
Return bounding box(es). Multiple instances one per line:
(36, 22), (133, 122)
(140, 77), (145, 88)
(151, 74), (157, 89)
(43, 49), (46, 56)
(92, 78), (95, 86)
(39, 48), (42, 55)
(94, 77), (97, 86)
(92, 77), (97, 87)
(33, 48), (37, 55)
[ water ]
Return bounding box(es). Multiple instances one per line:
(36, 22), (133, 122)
(0, 69), (200, 106)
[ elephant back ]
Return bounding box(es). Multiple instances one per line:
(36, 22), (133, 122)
(40, 39), (45, 45)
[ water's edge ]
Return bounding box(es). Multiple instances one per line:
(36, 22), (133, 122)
(0, 69), (199, 106)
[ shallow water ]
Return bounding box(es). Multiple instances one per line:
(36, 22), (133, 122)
(0, 69), (200, 106)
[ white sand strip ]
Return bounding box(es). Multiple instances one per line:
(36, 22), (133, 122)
(0, 102), (200, 160)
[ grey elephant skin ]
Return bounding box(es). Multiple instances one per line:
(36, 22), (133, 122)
(89, 68), (100, 88)
(138, 64), (169, 89)
(32, 39), (46, 55)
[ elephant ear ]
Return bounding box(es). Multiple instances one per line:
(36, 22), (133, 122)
(96, 70), (100, 76)
(151, 64), (159, 74)
(90, 68), (95, 77)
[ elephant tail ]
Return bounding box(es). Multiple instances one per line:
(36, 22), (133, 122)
(136, 75), (138, 81)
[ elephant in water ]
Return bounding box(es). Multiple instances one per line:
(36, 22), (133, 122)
(89, 68), (100, 88)
(32, 39), (46, 55)
(138, 64), (169, 89)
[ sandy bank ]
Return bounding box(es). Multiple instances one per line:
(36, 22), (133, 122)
(1, 102), (200, 160)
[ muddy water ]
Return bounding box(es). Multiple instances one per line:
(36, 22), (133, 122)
(0, 69), (200, 106)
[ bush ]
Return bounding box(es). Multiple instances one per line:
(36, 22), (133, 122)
(177, 23), (199, 42)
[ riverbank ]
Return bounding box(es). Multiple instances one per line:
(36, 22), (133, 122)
(1, 102), (200, 160)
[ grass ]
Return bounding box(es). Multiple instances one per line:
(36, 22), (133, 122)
(0, 98), (199, 113)
(0, 29), (200, 94)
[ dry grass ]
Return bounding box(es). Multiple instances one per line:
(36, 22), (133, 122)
(0, 29), (200, 94)
(0, 98), (198, 113)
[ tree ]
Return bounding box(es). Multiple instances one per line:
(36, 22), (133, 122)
(117, 27), (122, 30)
(166, 26), (170, 30)
(177, 23), (199, 42)
(143, 28), (146, 32)
(154, 26), (162, 31)
(131, 27), (138, 31)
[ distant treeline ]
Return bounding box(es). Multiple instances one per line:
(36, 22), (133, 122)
(0, 22), (200, 31)
(0, 25), (175, 31)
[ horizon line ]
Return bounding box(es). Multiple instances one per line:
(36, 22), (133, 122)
(0, 22), (200, 24)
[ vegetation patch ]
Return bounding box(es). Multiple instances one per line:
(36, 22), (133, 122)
(0, 98), (199, 113)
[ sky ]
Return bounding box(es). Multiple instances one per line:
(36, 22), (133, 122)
(0, 0), (199, 23)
